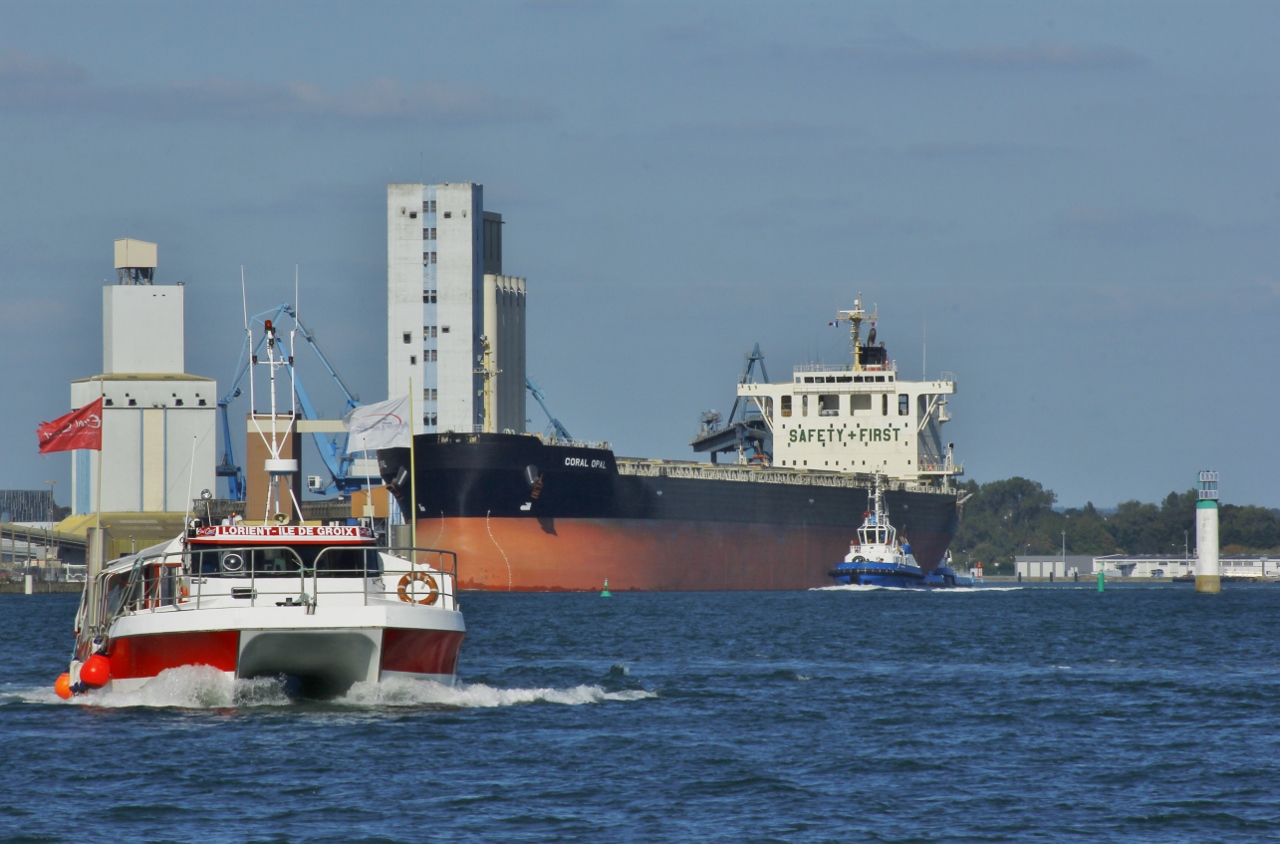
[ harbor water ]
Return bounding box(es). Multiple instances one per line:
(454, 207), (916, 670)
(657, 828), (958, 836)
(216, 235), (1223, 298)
(3, 585), (1279, 842)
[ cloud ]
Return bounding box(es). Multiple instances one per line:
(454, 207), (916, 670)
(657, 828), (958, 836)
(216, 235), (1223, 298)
(660, 119), (849, 142)
(0, 49), (552, 126)
(752, 37), (1147, 76)
(1055, 206), (1203, 244)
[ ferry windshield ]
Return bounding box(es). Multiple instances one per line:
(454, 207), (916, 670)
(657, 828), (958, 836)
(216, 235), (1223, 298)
(191, 546), (382, 578)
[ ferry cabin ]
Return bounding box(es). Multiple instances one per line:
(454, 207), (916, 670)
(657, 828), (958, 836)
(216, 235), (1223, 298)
(736, 359), (959, 485)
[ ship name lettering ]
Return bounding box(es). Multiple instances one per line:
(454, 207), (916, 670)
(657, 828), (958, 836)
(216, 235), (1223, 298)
(564, 457), (607, 469)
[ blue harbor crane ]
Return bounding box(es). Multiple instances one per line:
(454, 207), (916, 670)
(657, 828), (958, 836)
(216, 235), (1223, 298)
(689, 343), (772, 464)
(525, 376), (573, 441)
(217, 304), (366, 499)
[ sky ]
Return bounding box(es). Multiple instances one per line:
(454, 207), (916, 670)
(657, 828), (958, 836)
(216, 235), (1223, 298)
(1, 0), (1277, 510)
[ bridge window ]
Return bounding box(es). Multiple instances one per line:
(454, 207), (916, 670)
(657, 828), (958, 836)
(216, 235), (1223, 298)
(899, 394), (910, 416)
(818, 394), (840, 416)
(781, 395), (792, 417)
(850, 394), (871, 414)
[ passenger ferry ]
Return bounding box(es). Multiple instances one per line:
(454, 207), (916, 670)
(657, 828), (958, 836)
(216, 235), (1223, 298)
(58, 523), (464, 698)
(56, 310), (464, 700)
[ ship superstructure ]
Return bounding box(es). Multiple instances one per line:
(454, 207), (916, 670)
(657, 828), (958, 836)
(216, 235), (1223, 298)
(734, 297), (961, 483)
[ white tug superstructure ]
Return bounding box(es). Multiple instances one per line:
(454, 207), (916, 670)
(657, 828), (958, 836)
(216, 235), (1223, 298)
(736, 297), (961, 483)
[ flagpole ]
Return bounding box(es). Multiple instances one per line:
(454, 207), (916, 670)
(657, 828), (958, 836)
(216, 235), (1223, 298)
(94, 378), (104, 535)
(408, 378), (417, 562)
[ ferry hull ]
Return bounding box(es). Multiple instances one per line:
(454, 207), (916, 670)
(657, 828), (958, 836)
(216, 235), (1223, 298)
(416, 516), (955, 592)
(103, 625), (465, 695)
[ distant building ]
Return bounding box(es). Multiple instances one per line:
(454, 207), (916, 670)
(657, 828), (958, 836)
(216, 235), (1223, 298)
(0, 490), (58, 524)
(68, 239), (217, 515)
(1014, 555), (1095, 578)
(1092, 554), (1277, 579)
(387, 183), (526, 435)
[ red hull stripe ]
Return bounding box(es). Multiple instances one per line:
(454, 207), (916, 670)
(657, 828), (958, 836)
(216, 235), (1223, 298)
(381, 629), (465, 676)
(108, 630), (240, 679)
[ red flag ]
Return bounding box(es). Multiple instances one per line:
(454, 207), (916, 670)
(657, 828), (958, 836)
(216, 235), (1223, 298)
(38, 398), (104, 454)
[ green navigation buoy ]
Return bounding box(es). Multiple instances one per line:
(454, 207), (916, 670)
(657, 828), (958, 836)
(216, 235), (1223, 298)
(1097, 569), (1105, 593)
(600, 579), (612, 598)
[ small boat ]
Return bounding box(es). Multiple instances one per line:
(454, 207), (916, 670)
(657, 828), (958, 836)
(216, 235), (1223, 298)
(60, 524), (465, 698)
(55, 310), (465, 700)
(828, 476), (970, 589)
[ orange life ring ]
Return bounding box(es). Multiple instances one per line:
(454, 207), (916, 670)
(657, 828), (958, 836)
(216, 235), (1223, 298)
(396, 571), (440, 605)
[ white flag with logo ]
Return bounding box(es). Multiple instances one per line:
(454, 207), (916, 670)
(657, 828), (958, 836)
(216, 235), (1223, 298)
(344, 396), (411, 453)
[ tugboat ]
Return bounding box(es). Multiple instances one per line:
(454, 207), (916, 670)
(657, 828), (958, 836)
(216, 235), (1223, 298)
(55, 311), (465, 700)
(829, 476), (969, 589)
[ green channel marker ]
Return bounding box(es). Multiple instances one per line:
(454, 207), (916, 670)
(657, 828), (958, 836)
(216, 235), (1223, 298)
(1097, 570), (1105, 592)
(600, 579), (612, 598)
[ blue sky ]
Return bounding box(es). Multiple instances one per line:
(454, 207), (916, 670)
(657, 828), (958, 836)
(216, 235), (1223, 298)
(2, 1), (1277, 509)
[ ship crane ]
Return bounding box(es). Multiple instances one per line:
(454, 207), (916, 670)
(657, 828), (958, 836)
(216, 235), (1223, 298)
(690, 343), (772, 464)
(217, 304), (365, 499)
(526, 376), (573, 441)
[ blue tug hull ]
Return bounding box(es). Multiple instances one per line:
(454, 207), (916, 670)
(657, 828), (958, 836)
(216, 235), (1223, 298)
(830, 562), (969, 589)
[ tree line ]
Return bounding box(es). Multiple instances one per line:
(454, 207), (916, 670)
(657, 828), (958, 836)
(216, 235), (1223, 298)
(951, 477), (1280, 572)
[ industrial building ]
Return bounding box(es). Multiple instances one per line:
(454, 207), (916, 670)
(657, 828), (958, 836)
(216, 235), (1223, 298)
(68, 239), (218, 516)
(387, 182), (526, 435)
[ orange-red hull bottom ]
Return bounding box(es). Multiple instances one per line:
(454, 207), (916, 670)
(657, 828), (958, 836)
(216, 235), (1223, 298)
(417, 517), (952, 591)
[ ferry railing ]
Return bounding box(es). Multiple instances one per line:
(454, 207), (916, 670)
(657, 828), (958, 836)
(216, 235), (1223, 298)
(93, 544), (460, 630)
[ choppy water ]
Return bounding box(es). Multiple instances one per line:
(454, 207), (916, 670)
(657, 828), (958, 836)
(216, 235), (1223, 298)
(3, 584), (1280, 842)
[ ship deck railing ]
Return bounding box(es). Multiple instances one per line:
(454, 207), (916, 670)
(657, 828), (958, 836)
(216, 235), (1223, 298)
(615, 458), (942, 493)
(793, 361), (899, 374)
(85, 544), (460, 638)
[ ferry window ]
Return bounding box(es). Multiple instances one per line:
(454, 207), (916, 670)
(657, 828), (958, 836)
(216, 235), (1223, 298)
(899, 395), (910, 416)
(781, 396), (792, 417)
(850, 394), (871, 414)
(818, 394), (840, 416)
(403, 332), (412, 344)
(410, 211), (418, 219)
(801, 395), (809, 417)
(882, 394), (888, 415)
(443, 211), (452, 218)
(410, 355), (417, 365)
(919, 395), (929, 419)
(761, 397), (773, 421)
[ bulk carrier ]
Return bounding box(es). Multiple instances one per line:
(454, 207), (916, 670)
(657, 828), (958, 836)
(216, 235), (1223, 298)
(377, 298), (963, 591)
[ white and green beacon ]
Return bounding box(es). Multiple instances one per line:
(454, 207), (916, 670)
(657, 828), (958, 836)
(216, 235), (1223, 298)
(1194, 470), (1220, 594)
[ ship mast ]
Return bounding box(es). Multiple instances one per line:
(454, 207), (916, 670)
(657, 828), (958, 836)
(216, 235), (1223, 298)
(834, 295), (876, 372)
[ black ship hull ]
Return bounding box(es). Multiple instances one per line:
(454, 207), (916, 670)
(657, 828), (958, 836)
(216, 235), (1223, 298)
(379, 433), (959, 591)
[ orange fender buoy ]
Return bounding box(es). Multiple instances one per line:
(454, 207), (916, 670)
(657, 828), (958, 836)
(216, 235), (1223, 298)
(80, 654), (111, 688)
(54, 672), (73, 700)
